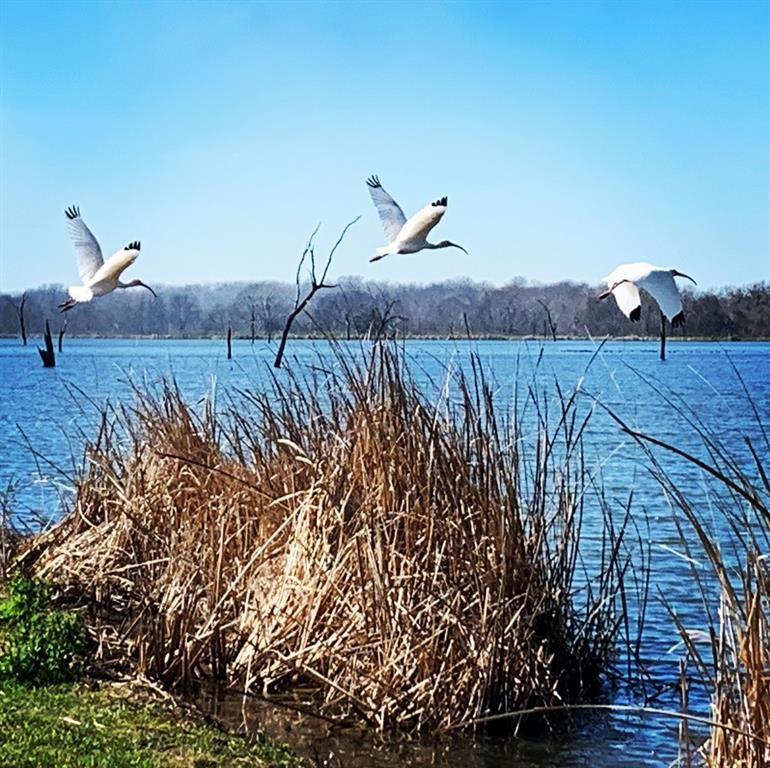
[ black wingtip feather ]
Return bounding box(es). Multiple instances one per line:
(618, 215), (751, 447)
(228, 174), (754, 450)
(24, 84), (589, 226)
(366, 175), (381, 188)
(124, 241), (141, 251)
(432, 196), (448, 207)
(671, 311), (685, 328)
(629, 306), (641, 322)
(65, 205), (80, 220)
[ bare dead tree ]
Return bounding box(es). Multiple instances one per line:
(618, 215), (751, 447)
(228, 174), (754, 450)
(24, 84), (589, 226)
(18, 294), (27, 345)
(259, 294), (278, 343)
(58, 320), (67, 352)
(537, 299), (558, 341)
(274, 217), (359, 369)
(6, 293), (28, 345)
(336, 286), (362, 340)
(368, 294), (407, 341)
(462, 311), (472, 339)
(37, 320), (55, 367)
(502, 305), (517, 336)
(659, 311), (667, 361)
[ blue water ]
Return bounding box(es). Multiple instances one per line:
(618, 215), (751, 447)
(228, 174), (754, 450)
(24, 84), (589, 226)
(1, 337), (769, 767)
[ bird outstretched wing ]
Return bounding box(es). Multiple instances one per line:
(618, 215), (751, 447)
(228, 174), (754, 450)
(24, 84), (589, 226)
(610, 281), (642, 321)
(394, 197), (447, 244)
(65, 206), (104, 284)
(366, 176), (407, 243)
(638, 271), (684, 323)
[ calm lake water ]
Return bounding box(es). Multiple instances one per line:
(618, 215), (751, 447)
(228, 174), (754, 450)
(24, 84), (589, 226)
(1, 337), (769, 767)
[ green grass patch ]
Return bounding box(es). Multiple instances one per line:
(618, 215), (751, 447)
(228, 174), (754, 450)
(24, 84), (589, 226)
(0, 681), (304, 767)
(0, 574), (86, 685)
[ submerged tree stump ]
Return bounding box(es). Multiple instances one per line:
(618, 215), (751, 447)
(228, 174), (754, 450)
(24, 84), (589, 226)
(659, 311), (667, 361)
(37, 320), (56, 368)
(58, 320), (67, 353)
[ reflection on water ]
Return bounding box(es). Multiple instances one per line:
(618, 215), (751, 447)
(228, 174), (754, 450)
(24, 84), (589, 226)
(193, 684), (702, 768)
(2, 338), (768, 767)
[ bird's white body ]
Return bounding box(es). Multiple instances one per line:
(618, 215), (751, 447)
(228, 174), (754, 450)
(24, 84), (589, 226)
(602, 261), (696, 327)
(60, 207), (154, 311)
(366, 176), (466, 261)
(69, 250), (141, 301)
(374, 201), (449, 257)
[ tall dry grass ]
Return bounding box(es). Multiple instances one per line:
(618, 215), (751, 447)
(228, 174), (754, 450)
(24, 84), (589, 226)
(23, 344), (630, 732)
(607, 378), (770, 767)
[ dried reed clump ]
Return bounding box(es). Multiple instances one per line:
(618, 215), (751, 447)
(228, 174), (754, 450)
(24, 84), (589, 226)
(690, 503), (770, 768)
(618, 396), (770, 767)
(704, 554), (770, 768)
(25, 345), (628, 732)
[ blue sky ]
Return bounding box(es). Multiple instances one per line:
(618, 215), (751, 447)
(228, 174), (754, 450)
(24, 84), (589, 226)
(1, 0), (768, 292)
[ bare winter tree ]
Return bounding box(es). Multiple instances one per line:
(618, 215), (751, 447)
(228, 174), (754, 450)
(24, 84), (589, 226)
(168, 293), (200, 336)
(6, 293), (28, 345)
(2, 280), (770, 340)
(537, 299), (558, 341)
(336, 282), (372, 339)
(274, 217), (359, 368)
(249, 298), (256, 344)
(259, 294), (279, 343)
(366, 291), (407, 341)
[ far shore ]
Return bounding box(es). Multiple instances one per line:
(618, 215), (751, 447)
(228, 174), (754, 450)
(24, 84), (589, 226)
(2, 333), (768, 343)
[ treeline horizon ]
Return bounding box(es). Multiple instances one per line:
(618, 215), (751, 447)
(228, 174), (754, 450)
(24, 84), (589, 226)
(2, 277), (769, 340)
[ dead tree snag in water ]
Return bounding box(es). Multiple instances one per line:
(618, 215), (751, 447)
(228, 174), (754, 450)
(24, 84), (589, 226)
(37, 320), (55, 367)
(659, 311), (667, 361)
(274, 216), (360, 369)
(5, 293), (28, 345)
(58, 320), (67, 353)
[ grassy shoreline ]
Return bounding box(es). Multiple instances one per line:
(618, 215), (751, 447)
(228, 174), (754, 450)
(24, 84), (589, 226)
(0, 573), (305, 767)
(0, 679), (305, 767)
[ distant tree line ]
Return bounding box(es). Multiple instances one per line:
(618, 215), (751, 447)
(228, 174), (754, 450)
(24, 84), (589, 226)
(1, 279), (768, 341)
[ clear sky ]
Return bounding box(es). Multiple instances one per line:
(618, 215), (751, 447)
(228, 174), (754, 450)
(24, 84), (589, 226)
(1, 0), (768, 293)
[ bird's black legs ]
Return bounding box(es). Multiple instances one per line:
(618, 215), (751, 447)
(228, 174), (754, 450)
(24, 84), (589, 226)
(58, 299), (77, 313)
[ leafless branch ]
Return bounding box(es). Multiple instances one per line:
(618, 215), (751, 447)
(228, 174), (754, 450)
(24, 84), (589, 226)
(321, 217), (359, 286)
(274, 216), (360, 368)
(295, 222), (321, 306)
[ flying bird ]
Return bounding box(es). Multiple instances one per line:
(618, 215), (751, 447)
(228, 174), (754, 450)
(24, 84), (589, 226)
(366, 176), (467, 262)
(59, 206), (156, 312)
(598, 262), (696, 327)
